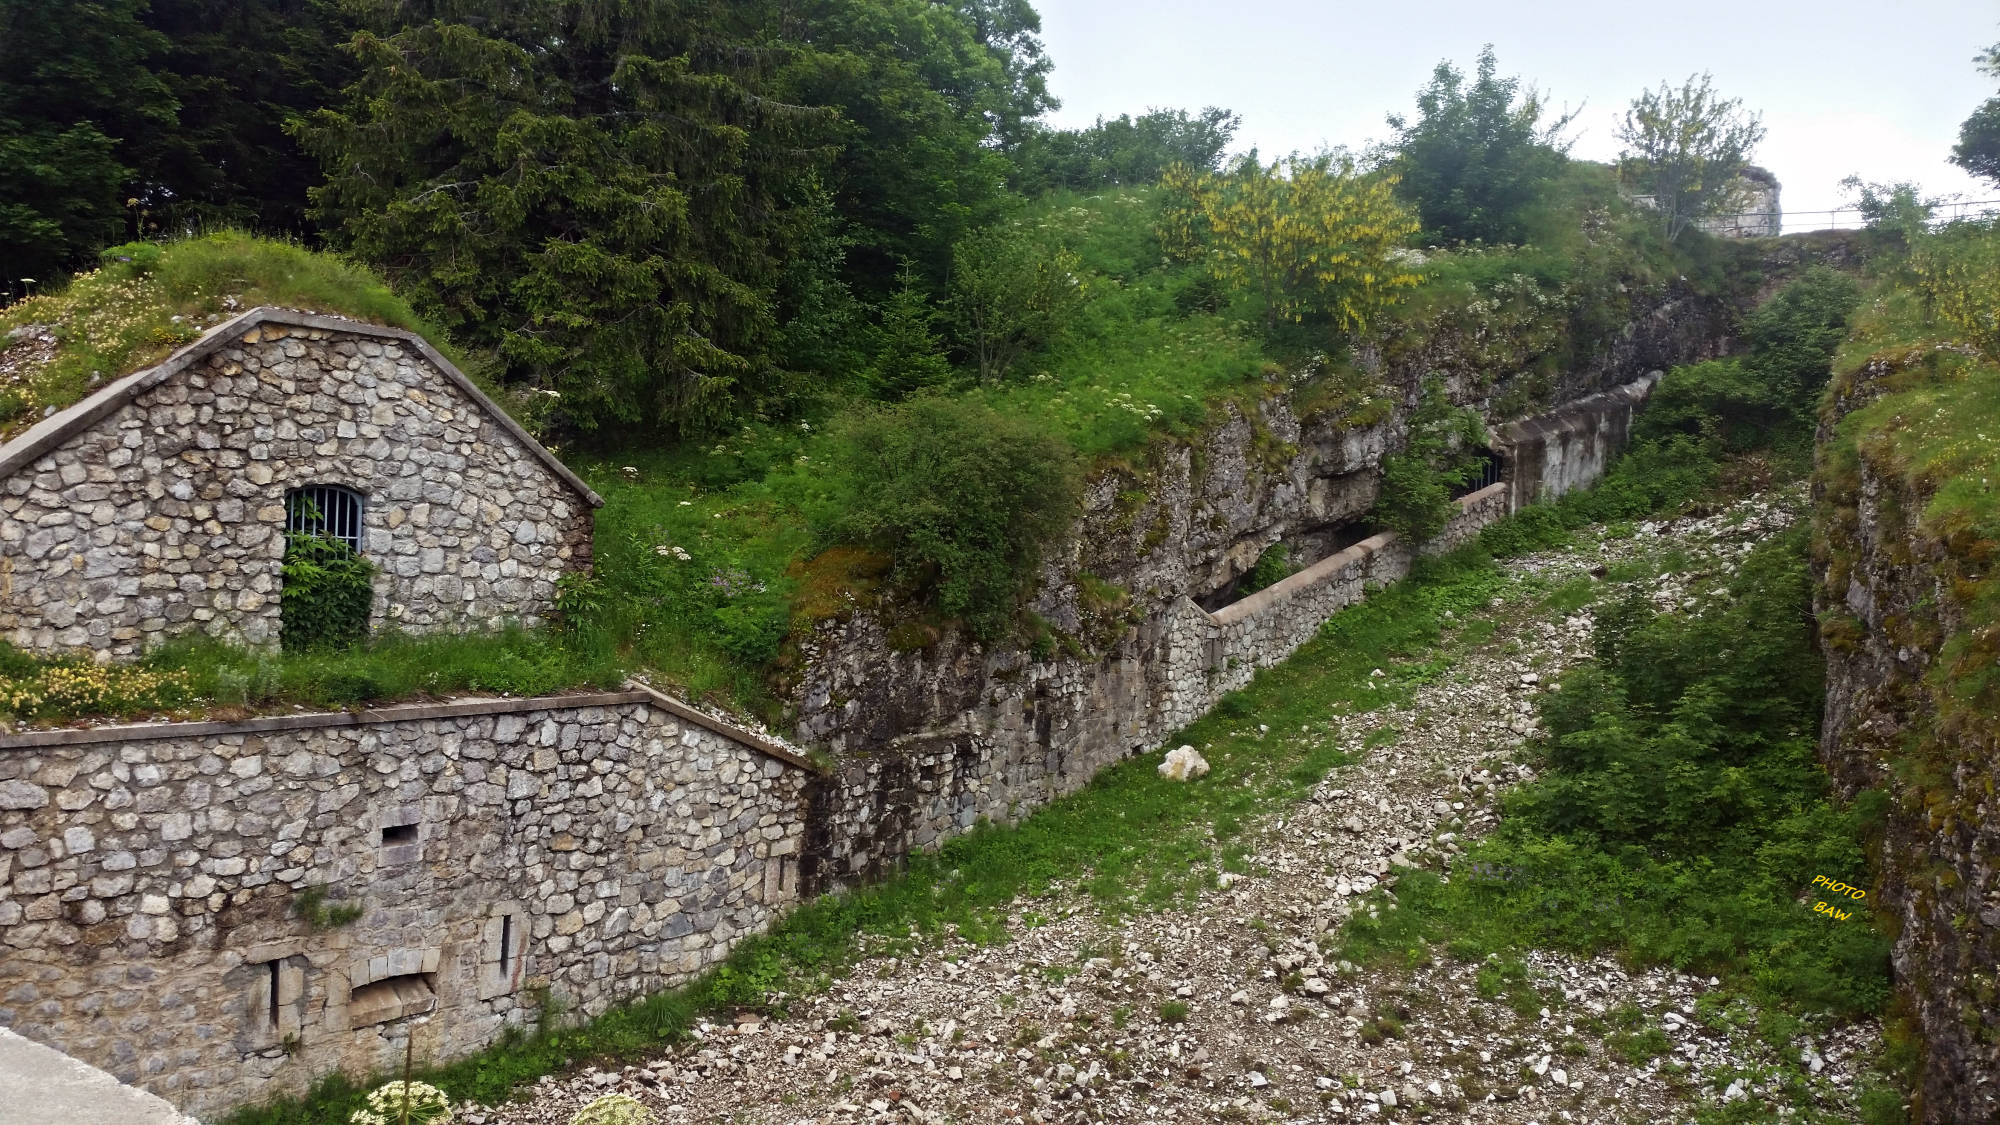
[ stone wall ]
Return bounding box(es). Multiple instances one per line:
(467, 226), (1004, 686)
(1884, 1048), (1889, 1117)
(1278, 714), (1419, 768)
(1496, 373), (1661, 511)
(0, 308), (600, 659)
(795, 371), (1676, 895)
(0, 688), (812, 1119)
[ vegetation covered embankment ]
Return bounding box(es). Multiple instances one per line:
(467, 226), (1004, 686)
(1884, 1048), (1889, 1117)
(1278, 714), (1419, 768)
(1813, 216), (2000, 1123)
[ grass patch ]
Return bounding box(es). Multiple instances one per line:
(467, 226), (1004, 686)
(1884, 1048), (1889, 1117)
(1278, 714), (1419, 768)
(0, 629), (625, 726)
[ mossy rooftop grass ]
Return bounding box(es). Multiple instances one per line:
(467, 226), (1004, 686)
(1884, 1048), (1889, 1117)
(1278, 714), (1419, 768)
(0, 231), (446, 438)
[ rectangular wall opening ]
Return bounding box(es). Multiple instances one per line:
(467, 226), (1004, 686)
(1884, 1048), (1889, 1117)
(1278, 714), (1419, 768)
(266, 960), (280, 1030)
(348, 972), (437, 1027)
(498, 914), (513, 975)
(381, 823), (418, 846)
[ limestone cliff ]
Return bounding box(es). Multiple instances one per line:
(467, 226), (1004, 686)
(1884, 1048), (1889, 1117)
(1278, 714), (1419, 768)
(1814, 340), (2000, 1123)
(791, 278), (1740, 890)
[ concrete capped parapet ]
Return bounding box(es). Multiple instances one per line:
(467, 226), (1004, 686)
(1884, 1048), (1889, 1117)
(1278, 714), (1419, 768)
(0, 1027), (196, 1125)
(1495, 372), (1663, 511)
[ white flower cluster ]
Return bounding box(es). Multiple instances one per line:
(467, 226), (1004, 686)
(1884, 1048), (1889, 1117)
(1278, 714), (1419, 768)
(349, 1081), (453, 1125)
(653, 544), (692, 561)
(569, 1093), (658, 1125)
(1108, 390), (1163, 422)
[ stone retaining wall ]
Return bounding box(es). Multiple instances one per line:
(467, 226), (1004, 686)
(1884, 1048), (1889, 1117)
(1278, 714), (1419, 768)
(0, 688), (811, 1118)
(795, 369), (1664, 893)
(801, 486), (1511, 892)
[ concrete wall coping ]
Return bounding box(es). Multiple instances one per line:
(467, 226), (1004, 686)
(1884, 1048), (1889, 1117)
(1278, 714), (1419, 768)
(0, 682), (822, 774)
(0, 306), (603, 508)
(1208, 483), (1506, 627)
(1495, 371), (1663, 446)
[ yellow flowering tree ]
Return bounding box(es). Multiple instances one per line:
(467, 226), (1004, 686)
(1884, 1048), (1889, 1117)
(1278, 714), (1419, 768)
(1158, 155), (1421, 334)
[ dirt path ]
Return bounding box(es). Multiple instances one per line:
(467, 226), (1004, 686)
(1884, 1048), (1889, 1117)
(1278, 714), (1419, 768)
(474, 492), (1878, 1125)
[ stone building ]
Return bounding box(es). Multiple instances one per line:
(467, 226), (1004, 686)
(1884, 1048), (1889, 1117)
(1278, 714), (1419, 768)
(0, 306), (601, 660)
(1699, 165), (1783, 238)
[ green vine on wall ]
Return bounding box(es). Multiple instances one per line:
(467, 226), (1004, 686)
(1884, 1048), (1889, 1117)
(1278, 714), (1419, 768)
(280, 530), (375, 651)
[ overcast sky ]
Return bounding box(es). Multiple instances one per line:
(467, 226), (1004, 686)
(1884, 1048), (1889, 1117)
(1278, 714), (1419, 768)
(1033, 0), (1997, 219)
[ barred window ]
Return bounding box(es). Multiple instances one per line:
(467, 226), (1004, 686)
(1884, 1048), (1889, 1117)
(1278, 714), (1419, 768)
(285, 485), (364, 550)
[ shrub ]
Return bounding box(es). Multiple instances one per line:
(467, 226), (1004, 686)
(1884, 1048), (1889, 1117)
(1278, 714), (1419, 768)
(948, 225), (1085, 382)
(820, 397), (1081, 641)
(1375, 377), (1486, 543)
(280, 532), (376, 651)
(1912, 219), (2000, 361)
(1160, 154), (1421, 335)
(1745, 265), (1861, 394)
(1243, 544), (1294, 594)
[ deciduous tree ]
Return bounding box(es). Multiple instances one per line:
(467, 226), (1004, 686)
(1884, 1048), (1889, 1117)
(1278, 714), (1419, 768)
(1616, 73), (1765, 242)
(948, 224), (1083, 382)
(1951, 39), (2000, 187)
(1164, 155), (1421, 334)
(1016, 106), (1240, 193)
(1386, 46), (1576, 245)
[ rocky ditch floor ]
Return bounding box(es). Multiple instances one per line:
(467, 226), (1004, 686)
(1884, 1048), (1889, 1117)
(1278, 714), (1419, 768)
(479, 491), (1881, 1125)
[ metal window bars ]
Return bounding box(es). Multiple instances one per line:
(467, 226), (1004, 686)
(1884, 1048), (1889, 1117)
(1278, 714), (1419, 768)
(284, 485), (365, 551)
(1453, 451), (1505, 499)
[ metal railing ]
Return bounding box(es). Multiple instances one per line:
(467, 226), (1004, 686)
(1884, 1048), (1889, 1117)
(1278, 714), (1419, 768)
(1754, 198), (2000, 235)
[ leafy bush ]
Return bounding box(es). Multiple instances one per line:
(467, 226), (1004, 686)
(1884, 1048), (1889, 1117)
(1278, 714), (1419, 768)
(1515, 531), (1823, 850)
(1745, 265), (1861, 394)
(280, 533), (376, 651)
(1160, 154), (1420, 335)
(1912, 219), (2000, 361)
(820, 397), (1081, 641)
(1243, 544), (1294, 594)
(1015, 106), (1241, 193)
(1637, 359), (1791, 454)
(1638, 268), (1860, 460)
(1375, 377), (1487, 543)
(948, 223), (1085, 382)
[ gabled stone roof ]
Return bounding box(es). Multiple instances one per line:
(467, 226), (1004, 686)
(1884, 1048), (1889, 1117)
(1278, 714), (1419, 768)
(0, 306), (602, 507)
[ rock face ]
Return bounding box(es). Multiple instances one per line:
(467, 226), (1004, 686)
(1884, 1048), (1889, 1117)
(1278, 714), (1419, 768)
(0, 307), (600, 659)
(793, 275), (1738, 892)
(0, 690), (811, 1119)
(1815, 355), (2000, 1124)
